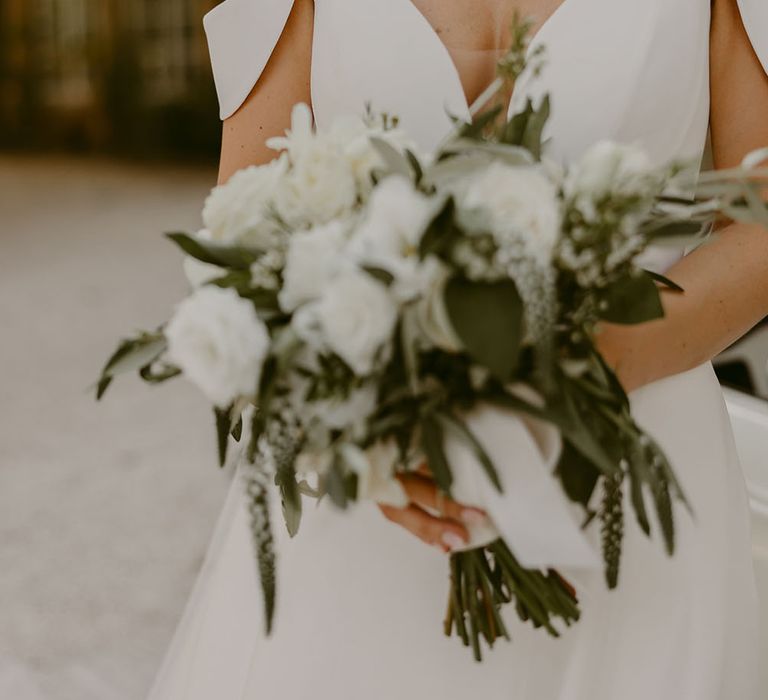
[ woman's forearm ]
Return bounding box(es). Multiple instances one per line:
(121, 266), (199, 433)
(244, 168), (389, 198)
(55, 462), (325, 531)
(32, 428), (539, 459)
(595, 220), (768, 394)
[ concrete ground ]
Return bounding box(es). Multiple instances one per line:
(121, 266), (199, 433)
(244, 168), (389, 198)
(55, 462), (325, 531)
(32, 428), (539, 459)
(0, 155), (229, 700)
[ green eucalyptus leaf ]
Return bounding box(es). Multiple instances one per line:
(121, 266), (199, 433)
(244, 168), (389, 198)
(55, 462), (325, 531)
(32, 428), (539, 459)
(522, 94), (550, 160)
(555, 440), (601, 509)
(275, 465), (303, 537)
(598, 271), (664, 325)
(643, 270), (684, 293)
(420, 414), (453, 494)
(404, 148), (424, 185)
(457, 104), (504, 140)
(369, 136), (412, 179)
(444, 277), (523, 382)
(165, 232), (262, 270)
(419, 196), (459, 260)
(96, 333), (167, 399)
(325, 458), (350, 509)
(214, 405), (233, 467)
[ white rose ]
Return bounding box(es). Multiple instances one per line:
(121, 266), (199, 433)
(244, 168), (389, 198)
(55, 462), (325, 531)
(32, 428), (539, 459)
(272, 140), (358, 229)
(202, 156), (288, 244)
(292, 270), (398, 376)
(564, 140), (654, 200)
(278, 219), (352, 312)
(340, 441), (408, 507)
(457, 162), (561, 265)
(349, 175), (437, 301)
(165, 286), (270, 407)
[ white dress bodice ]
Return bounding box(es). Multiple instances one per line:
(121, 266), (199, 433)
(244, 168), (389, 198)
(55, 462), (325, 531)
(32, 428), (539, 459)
(203, 0), (767, 274)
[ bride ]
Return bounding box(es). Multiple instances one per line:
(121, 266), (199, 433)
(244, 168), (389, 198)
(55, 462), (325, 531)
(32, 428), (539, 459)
(147, 0), (767, 698)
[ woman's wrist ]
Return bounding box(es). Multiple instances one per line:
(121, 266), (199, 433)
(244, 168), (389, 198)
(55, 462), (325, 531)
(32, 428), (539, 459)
(593, 321), (642, 394)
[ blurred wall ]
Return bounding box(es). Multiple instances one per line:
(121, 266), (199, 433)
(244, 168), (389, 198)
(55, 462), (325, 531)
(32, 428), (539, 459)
(0, 0), (221, 161)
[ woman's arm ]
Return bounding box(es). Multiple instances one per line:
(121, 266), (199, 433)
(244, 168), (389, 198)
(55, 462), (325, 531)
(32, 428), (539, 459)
(595, 0), (768, 394)
(216, 0), (314, 185)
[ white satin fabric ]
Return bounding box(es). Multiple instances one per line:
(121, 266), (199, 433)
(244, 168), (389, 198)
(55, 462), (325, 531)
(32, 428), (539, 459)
(148, 1), (765, 697)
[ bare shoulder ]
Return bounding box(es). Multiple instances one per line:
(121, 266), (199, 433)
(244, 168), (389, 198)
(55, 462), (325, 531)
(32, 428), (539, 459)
(218, 0), (314, 184)
(709, 0), (768, 169)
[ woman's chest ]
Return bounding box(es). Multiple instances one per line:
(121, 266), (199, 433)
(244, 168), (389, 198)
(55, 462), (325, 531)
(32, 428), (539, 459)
(310, 0), (712, 165)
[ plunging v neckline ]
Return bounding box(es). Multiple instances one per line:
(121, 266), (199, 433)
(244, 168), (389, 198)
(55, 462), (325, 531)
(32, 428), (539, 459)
(403, 0), (572, 114)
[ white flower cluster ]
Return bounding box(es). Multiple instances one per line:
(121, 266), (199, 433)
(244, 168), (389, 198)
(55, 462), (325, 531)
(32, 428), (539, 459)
(164, 103), (665, 509)
(558, 141), (664, 287)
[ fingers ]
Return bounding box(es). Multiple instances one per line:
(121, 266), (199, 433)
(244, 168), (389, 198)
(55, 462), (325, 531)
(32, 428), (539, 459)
(378, 502), (469, 553)
(397, 472), (486, 524)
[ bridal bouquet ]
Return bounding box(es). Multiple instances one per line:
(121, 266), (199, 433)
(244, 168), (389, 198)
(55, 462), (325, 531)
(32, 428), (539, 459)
(96, 26), (768, 660)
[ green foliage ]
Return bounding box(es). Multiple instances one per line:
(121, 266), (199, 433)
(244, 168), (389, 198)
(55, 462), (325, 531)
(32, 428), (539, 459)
(243, 461), (277, 635)
(444, 278), (524, 382)
(165, 232), (263, 270)
(95, 330), (170, 399)
(597, 270), (665, 325)
(600, 474), (624, 589)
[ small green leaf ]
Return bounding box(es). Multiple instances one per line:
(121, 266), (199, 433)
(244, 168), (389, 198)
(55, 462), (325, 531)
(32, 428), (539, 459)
(643, 219), (703, 241)
(598, 271), (664, 325)
(420, 415), (453, 494)
(419, 196), (459, 260)
(214, 405), (233, 467)
(362, 266), (395, 286)
(165, 232), (262, 270)
(643, 270), (684, 293)
(369, 136), (412, 179)
(275, 464), (303, 537)
(96, 333), (167, 400)
(325, 458), (349, 509)
(444, 277), (524, 382)
(405, 148), (424, 185)
(458, 104), (504, 140)
(522, 94), (550, 160)
(231, 416), (243, 442)
(555, 440), (601, 508)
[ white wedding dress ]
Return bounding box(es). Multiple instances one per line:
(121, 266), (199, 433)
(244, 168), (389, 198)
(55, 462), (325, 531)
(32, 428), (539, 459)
(147, 1), (767, 698)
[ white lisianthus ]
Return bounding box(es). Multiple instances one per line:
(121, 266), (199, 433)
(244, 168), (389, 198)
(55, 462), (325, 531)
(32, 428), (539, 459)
(457, 162), (561, 266)
(564, 140), (654, 200)
(349, 175), (437, 301)
(292, 270), (398, 376)
(340, 441), (408, 507)
(278, 219), (352, 312)
(165, 286), (270, 408)
(202, 156), (288, 245)
(182, 229), (223, 288)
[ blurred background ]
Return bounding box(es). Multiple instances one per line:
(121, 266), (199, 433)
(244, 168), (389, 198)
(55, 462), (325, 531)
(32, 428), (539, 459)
(0, 2), (230, 699)
(1, 2), (767, 699)
(0, 0), (221, 159)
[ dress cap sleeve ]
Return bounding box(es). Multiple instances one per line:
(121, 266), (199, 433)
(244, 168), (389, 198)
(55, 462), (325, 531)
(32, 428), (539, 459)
(737, 0), (768, 75)
(203, 0), (296, 120)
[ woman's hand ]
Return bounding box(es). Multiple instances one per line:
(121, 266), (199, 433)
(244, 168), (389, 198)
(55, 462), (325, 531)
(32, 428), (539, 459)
(377, 467), (488, 553)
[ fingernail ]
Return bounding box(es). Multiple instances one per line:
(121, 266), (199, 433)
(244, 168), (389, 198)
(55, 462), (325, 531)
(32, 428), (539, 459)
(461, 509), (488, 527)
(442, 532), (466, 551)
